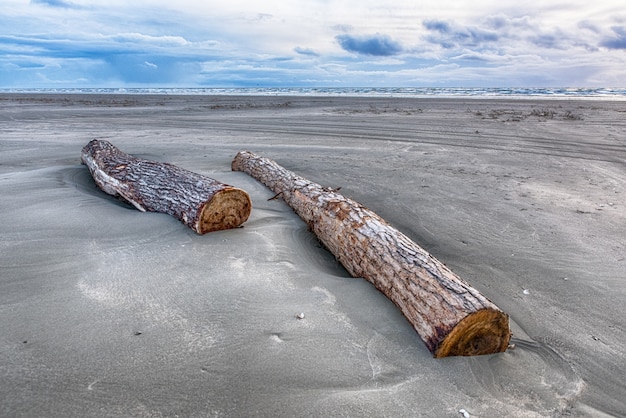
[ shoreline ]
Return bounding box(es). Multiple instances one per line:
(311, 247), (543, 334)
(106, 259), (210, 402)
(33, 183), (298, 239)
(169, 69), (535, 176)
(2, 85), (626, 101)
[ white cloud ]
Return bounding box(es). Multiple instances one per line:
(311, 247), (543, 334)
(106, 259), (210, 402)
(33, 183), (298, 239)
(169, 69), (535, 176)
(107, 33), (189, 47)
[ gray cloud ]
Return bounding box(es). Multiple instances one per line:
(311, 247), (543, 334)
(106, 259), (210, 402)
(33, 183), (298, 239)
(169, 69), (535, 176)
(335, 33), (402, 56)
(601, 26), (626, 49)
(423, 19), (499, 49)
(423, 20), (451, 33)
(531, 34), (562, 49)
(294, 46), (320, 57)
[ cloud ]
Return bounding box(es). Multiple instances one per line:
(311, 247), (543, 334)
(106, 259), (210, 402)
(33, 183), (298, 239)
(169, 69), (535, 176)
(335, 33), (402, 56)
(578, 20), (601, 34)
(531, 34), (561, 49)
(423, 19), (499, 49)
(1, 32), (202, 61)
(294, 47), (319, 57)
(331, 24), (353, 33)
(2, 1), (626, 88)
(30, 0), (81, 9)
(256, 13), (273, 21)
(423, 20), (451, 33)
(107, 33), (190, 48)
(601, 26), (626, 49)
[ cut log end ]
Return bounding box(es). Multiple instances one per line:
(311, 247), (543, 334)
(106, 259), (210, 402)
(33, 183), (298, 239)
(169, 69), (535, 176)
(197, 187), (252, 234)
(434, 309), (511, 358)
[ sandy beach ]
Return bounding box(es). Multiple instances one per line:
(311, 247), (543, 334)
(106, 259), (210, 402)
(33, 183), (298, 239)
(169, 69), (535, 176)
(1, 94), (624, 417)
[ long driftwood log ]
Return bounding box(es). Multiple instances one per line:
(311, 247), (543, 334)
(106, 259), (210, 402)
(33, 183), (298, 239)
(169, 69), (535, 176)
(82, 139), (251, 234)
(232, 151), (511, 357)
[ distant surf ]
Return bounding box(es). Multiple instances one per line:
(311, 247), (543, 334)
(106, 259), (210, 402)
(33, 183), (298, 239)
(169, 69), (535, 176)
(2, 86), (626, 99)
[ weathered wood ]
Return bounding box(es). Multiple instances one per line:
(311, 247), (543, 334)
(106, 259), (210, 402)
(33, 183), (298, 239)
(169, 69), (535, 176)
(81, 140), (251, 234)
(232, 151), (511, 357)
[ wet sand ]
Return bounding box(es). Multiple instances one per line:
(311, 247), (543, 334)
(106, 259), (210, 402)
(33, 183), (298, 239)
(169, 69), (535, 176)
(1, 94), (625, 417)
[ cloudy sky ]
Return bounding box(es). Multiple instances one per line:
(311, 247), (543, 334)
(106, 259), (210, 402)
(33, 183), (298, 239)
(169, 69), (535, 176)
(1, 0), (625, 88)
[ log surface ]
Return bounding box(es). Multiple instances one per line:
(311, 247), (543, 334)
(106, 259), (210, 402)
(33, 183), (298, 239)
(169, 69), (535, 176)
(81, 139), (251, 234)
(232, 150), (511, 357)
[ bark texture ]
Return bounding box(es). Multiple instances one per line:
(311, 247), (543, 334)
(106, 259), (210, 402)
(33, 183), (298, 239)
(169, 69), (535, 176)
(82, 140), (251, 234)
(232, 151), (511, 357)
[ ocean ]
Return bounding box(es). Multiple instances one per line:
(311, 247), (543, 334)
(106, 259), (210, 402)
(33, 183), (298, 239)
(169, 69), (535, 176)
(2, 86), (626, 99)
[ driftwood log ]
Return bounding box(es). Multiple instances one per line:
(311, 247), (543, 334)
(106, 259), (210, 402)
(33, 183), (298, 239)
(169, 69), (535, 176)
(232, 151), (511, 357)
(81, 139), (251, 234)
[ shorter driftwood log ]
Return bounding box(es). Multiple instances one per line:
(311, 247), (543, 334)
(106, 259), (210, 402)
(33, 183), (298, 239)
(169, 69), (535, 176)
(232, 151), (511, 358)
(82, 139), (251, 234)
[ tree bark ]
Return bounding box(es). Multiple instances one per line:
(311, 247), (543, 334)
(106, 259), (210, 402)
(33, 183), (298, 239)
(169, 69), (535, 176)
(232, 151), (511, 357)
(81, 139), (251, 234)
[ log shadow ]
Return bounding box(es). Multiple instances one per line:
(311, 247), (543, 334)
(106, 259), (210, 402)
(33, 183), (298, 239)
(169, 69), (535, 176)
(59, 165), (136, 210)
